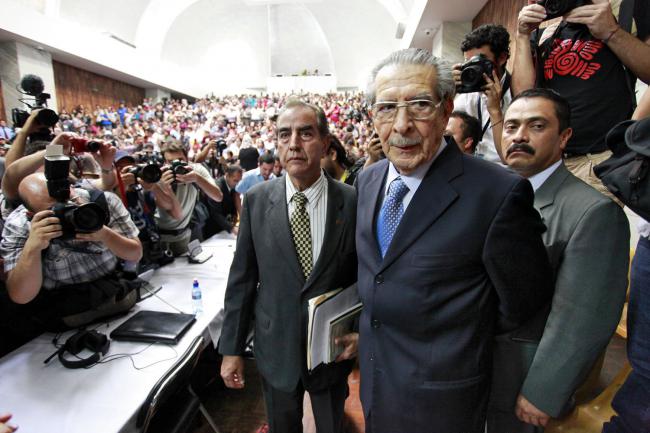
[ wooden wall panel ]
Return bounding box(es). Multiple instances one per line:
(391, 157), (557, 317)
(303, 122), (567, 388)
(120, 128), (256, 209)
(52, 61), (145, 112)
(472, 0), (528, 69)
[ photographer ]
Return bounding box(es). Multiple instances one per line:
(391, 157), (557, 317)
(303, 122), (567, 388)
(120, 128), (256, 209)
(203, 164), (242, 238)
(2, 130), (117, 205)
(113, 150), (166, 271)
(155, 141), (223, 256)
(1, 171), (141, 302)
(513, 0), (650, 197)
(453, 24), (512, 163)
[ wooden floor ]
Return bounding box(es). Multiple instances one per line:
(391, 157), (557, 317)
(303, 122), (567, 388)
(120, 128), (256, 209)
(191, 335), (627, 433)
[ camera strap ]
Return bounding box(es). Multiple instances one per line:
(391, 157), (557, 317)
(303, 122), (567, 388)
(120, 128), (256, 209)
(114, 166), (128, 207)
(476, 72), (511, 142)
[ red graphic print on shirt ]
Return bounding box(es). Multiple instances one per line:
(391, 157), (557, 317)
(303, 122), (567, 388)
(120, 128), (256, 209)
(544, 38), (604, 80)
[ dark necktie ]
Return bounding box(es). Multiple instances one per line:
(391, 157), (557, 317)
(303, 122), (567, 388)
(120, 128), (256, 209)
(290, 192), (312, 278)
(376, 177), (409, 258)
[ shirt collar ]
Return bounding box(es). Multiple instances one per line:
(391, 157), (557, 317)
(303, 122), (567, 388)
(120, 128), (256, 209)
(385, 137), (447, 195)
(285, 170), (327, 205)
(527, 159), (562, 191)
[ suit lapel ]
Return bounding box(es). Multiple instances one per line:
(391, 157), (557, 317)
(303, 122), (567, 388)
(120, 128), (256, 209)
(534, 163), (570, 212)
(362, 160), (389, 266)
(267, 179), (305, 283)
(379, 143), (462, 271)
(303, 177), (345, 293)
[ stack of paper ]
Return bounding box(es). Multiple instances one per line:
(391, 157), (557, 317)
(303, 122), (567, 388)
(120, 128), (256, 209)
(307, 283), (362, 371)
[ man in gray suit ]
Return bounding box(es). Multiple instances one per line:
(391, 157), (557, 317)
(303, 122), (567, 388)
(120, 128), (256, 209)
(219, 99), (358, 433)
(487, 88), (630, 432)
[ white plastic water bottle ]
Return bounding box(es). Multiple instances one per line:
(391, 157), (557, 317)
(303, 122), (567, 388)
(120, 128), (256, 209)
(192, 278), (203, 316)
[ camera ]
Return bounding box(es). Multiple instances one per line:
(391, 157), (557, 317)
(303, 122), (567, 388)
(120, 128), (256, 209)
(52, 202), (108, 240)
(11, 74), (59, 142)
(456, 54), (495, 94)
(128, 163), (162, 184)
(44, 153), (72, 202)
(537, 0), (586, 20)
(170, 159), (190, 177)
(70, 137), (102, 153)
(215, 139), (227, 157)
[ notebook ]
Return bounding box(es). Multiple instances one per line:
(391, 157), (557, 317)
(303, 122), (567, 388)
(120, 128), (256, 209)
(110, 310), (196, 344)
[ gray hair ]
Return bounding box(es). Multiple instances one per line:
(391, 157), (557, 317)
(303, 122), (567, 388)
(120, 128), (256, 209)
(276, 98), (330, 138)
(365, 48), (456, 105)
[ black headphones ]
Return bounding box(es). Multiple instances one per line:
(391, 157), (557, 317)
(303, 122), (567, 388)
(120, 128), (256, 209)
(57, 329), (110, 369)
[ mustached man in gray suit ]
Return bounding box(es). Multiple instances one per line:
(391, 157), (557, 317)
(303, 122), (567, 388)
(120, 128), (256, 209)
(487, 88), (630, 432)
(355, 48), (554, 433)
(219, 99), (358, 433)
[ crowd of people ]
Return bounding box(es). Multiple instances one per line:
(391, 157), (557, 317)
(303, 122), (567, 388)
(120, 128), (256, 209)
(1, 1), (649, 433)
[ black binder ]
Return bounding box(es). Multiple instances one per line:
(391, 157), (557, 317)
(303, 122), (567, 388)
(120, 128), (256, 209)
(110, 311), (196, 344)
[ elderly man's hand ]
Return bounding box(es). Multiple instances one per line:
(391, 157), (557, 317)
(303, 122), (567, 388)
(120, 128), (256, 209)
(334, 332), (359, 362)
(221, 355), (245, 389)
(564, 0), (618, 41)
(25, 210), (62, 252)
(515, 394), (550, 427)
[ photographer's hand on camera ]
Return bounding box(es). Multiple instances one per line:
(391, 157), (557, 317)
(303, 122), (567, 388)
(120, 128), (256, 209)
(174, 167), (198, 185)
(517, 3), (546, 36)
(564, 0), (618, 41)
(7, 210), (62, 303)
(25, 210), (62, 252)
(75, 224), (142, 262)
(151, 168), (183, 220)
(452, 63), (463, 88)
(6, 109), (45, 168)
(120, 166), (137, 188)
(364, 134), (384, 168)
(482, 70), (506, 162)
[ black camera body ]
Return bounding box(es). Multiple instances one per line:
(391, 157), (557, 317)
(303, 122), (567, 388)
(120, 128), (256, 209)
(52, 202), (109, 240)
(170, 159), (190, 182)
(128, 163), (162, 184)
(12, 74), (59, 142)
(537, 0), (587, 20)
(457, 54), (495, 94)
(137, 152), (165, 165)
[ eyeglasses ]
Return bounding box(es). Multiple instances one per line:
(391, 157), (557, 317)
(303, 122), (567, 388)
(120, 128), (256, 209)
(371, 99), (443, 122)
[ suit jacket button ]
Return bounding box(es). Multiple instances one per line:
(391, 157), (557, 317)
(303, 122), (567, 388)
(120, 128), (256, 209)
(375, 274), (384, 284)
(371, 319), (381, 329)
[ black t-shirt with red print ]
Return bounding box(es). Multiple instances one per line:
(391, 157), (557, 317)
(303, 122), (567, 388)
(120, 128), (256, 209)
(534, 22), (634, 154)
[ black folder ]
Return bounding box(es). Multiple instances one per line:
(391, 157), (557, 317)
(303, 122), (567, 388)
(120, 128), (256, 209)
(110, 311), (196, 344)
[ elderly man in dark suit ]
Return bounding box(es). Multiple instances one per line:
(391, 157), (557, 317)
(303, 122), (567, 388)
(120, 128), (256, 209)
(219, 99), (358, 433)
(355, 48), (554, 433)
(487, 88), (629, 432)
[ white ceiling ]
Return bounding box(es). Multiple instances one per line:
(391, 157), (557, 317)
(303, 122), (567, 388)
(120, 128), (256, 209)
(1, 0), (491, 95)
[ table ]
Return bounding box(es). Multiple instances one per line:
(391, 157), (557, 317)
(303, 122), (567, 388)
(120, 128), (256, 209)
(0, 233), (237, 433)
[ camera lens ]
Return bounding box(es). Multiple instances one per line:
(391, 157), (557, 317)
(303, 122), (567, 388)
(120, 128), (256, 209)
(86, 141), (102, 152)
(72, 203), (106, 233)
(141, 164), (162, 183)
(543, 0), (566, 16)
(461, 66), (481, 86)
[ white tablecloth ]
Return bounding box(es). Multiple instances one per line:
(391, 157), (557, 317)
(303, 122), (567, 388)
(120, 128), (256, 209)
(0, 233), (237, 433)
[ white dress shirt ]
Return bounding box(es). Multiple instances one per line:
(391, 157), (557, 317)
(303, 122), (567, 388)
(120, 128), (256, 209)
(285, 171), (328, 266)
(527, 160), (562, 192)
(384, 138), (447, 211)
